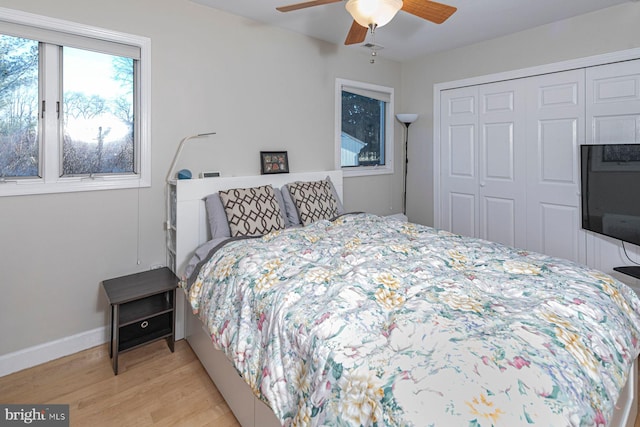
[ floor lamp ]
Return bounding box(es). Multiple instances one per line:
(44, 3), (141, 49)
(396, 114), (418, 216)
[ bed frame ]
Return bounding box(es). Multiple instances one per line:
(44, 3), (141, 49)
(171, 170), (638, 427)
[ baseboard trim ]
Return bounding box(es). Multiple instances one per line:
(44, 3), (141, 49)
(0, 326), (108, 377)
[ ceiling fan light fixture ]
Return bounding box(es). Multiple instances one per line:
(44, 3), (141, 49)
(345, 0), (403, 28)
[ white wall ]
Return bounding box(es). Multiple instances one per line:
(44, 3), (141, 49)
(402, 2), (640, 227)
(0, 0), (402, 358)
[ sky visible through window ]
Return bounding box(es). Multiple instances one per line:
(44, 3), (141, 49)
(63, 47), (131, 144)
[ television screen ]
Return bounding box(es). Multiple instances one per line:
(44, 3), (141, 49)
(581, 144), (640, 247)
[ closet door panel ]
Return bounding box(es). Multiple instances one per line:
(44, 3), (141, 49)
(478, 82), (527, 248)
(482, 196), (516, 247)
(450, 193), (475, 237)
(587, 59), (640, 144)
(449, 125), (475, 176)
(483, 122), (514, 180)
(539, 119), (577, 183)
(593, 115), (639, 143)
(440, 87), (479, 237)
(526, 70), (585, 262)
(540, 202), (581, 259)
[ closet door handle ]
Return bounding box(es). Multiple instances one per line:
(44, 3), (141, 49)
(480, 182), (486, 187)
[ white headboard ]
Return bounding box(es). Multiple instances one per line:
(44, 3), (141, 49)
(169, 170), (343, 278)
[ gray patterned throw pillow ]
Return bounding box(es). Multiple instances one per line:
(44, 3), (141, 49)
(218, 185), (285, 237)
(287, 180), (339, 226)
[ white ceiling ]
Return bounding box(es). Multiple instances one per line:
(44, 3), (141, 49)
(191, 0), (632, 62)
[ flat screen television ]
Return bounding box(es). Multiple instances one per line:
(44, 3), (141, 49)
(580, 143), (640, 247)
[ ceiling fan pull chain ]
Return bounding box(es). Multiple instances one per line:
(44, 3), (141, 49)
(369, 23), (377, 64)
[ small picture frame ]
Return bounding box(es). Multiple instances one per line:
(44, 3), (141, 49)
(260, 151), (289, 174)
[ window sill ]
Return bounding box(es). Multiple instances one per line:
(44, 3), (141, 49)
(0, 175), (150, 197)
(341, 165), (394, 178)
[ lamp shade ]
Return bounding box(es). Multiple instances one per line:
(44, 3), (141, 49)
(345, 0), (403, 28)
(396, 113), (418, 124)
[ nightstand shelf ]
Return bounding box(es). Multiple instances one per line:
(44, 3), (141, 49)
(119, 293), (174, 325)
(102, 267), (178, 374)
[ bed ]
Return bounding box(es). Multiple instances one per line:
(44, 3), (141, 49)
(173, 170), (640, 427)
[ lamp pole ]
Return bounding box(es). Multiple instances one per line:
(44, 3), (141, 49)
(402, 121), (411, 215)
(396, 114), (418, 216)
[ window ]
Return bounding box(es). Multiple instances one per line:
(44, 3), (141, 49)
(335, 78), (394, 177)
(62, 48), (134, 176)
(0, 7), (150, 196)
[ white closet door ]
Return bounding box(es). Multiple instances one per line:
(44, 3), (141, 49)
(439, 87), (479, 237)
(436, 55), (640, 281)
(525, 69), (585, 263)
(478, 81), (527, 248)
(585, 59), (640, 274)
(439, 80), (530, 248)
(587, 59), (640, 145)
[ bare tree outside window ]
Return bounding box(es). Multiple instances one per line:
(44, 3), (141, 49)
(0, 35), (39, 178)
(0, 36), (136, 179)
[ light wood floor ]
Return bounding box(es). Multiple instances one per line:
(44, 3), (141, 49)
(0, 340), (240, 426)
(1, 340), (639, 427)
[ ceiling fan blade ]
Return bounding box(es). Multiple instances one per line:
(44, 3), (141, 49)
(344, 21), (368, 45)
(401, 0), (457, 24)
(276, 0), (342, 13)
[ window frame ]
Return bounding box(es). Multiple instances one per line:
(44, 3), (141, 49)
(335, 78), (395, 177)
(0, 7), (151, 197)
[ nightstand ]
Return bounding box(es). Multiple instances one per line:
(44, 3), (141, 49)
(102, 267), (178, 375)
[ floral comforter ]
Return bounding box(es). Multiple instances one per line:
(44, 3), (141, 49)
(184, 213), (640, 426)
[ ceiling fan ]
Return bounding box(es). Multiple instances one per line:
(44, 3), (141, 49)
(276, 0), (457, 45)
